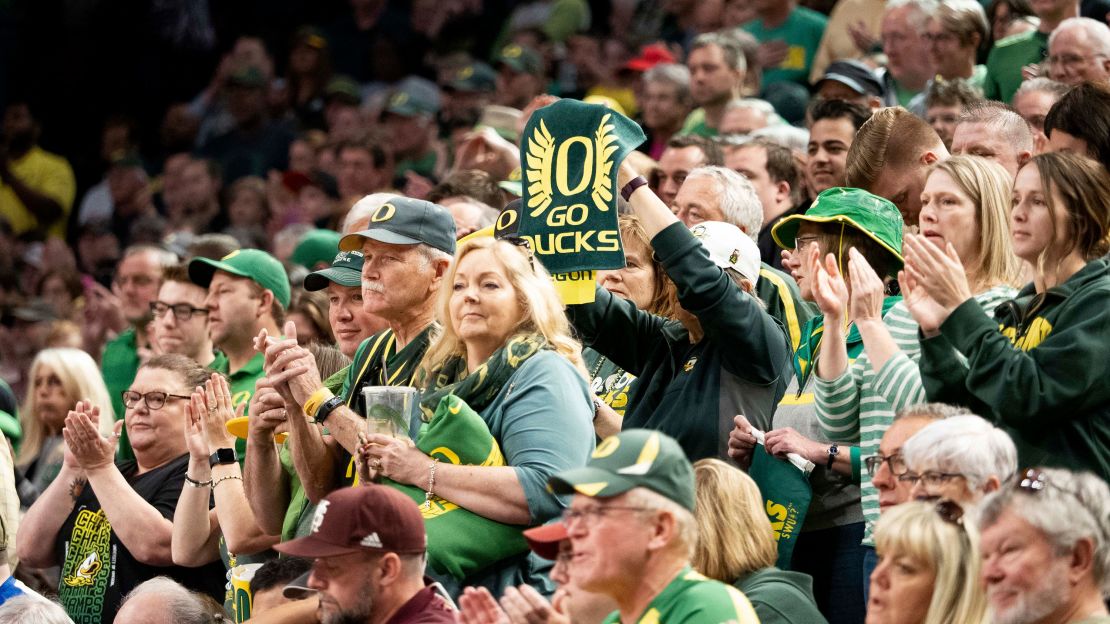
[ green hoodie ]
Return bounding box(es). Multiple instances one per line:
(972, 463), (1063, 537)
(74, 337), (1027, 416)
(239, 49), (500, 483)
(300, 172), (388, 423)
(734, 567), (828, 624)
(920, 258), (1110, 482)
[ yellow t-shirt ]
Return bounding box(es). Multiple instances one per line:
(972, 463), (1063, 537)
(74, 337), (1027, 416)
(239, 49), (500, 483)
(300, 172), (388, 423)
(1, 146), (76, 238)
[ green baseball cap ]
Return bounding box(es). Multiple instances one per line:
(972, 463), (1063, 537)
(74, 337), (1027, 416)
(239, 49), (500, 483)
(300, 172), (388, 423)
(188, 248), (292, 308)
(446, 62), (497, 93)
(339, 197), (457, 255)
(304, 251), (364, 291)
(771, 187), (905, 273)
(384, 77), (440, 117)
(325, 75), (362, 106)
(497, 44), (543, 75)
(291, 229), (343, 270)
(548, 429), (695, 512)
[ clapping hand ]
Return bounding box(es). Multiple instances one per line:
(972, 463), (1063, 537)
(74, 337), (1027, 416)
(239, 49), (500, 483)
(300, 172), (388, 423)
(847, 248), (886, 323)
(811, 247), (849, 325)
(63, 401), (120, 471)
(903, 234), (972, 313)
(458, 587), (512, 624)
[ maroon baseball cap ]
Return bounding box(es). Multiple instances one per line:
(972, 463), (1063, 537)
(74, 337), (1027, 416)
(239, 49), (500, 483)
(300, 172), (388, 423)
(522, 522), (568, 561)
(274, 485), (427, 558)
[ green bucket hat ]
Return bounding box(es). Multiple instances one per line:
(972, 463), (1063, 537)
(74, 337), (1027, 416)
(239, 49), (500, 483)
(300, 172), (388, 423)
(771, 187), (904, 271)
(291, 229), (343, 270)
(548, 429), (695, 512)
(188, 249), (292, 308)
(304, 250), (364, 291)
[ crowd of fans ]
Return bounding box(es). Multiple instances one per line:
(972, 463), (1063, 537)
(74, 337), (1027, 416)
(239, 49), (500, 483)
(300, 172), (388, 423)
(1, 0), (1110, 623)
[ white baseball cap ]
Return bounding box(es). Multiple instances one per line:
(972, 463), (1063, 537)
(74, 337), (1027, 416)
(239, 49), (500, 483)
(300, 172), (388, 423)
(688, 221), (761, 287)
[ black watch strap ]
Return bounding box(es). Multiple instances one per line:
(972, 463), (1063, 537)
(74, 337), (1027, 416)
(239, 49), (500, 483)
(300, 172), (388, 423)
(314, 395), (346, 425)
(621, 175), (649, 201)
(209, 448), (237, 467)
(825, 443), (839, 469)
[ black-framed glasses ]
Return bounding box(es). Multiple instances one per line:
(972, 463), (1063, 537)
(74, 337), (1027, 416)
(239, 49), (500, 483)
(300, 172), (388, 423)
(122, 390), (191, 410)
(561, 505), (653, 526)
(864, 452), (909, 478)
(934, 499), (965, 527)
(150, 301), (209, 322)
(898, 471), (966, 487)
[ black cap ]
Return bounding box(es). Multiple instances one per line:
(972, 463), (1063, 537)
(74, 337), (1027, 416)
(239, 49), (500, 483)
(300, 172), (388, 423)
(818, 60), (885, 98)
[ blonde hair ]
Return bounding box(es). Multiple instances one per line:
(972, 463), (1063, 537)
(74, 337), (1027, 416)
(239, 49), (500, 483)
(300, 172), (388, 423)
(873, 501), (989, 624)
(692, 459), (778, 581)
(846, 107), (944, 190)
(17, 348), (114, 467)
(419, 237), (587, 379)
(618, 214), (678, 320)
(928, 155), (1022, 290)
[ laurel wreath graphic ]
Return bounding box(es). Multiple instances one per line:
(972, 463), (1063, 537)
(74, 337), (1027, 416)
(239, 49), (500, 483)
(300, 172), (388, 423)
(525, 119), (555, 217)
(592, 113), (617, 212)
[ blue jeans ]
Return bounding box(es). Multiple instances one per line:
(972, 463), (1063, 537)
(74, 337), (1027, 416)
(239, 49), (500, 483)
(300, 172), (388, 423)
(792, 522), (866, 624)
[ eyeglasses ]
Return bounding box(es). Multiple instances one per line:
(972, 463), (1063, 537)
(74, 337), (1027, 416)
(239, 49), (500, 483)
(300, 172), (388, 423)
(122, 390), (191, 410)
(1046, 53), (1106, 68)
(898, 470), (966, 487)
(150, 301), (209, 321)
(793, 235), (820, 254)
(561, 505), (653, 526)
(934, 499), (965, 526)
(864, 452), (909, 478)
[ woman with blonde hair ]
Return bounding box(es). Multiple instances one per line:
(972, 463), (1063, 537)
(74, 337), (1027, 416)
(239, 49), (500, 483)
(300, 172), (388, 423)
(17, 348), (114, 497)
(905, 151), (1110, 481)
(358, 235), (595, 594)
(867, 500), (988, 624)
(806, 155), (1019, 580)
(693, 458), (827, 624)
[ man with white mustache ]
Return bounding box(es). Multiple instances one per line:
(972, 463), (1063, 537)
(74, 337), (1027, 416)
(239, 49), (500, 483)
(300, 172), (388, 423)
(260, 197), (456, 498)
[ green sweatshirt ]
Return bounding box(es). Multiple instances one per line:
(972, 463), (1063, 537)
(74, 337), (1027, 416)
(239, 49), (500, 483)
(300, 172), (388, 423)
(568, 222), (792, 461)
(734, 567), (828, 624)
(983, 30), (1048, 103)
(920, 259), (1110, 482)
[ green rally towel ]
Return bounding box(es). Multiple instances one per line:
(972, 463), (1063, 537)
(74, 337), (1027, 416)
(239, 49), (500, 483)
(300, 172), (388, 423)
(519, 99), (644, 274)
(749, 443), (812, 569)
(385, 394), (527, 580)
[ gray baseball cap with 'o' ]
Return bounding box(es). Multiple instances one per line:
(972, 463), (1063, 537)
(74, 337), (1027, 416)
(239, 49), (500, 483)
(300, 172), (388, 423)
(339, 197), (457, 256)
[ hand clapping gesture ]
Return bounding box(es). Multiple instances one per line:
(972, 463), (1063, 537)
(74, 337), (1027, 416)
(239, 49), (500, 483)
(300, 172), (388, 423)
(63, 401), (121, 471)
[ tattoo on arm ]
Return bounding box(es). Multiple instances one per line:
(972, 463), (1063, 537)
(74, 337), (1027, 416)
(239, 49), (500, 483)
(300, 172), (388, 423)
(69, 478), (87, 501)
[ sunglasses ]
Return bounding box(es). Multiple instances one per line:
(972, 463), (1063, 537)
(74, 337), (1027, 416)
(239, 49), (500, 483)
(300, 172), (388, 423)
(934, 499), (965, 527)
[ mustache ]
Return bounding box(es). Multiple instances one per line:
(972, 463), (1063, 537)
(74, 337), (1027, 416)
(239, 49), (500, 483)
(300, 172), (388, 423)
(362, 280), (385, 294)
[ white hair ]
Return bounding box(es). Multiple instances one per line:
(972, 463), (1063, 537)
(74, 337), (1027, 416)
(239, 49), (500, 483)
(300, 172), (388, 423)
(1049, 17), (1110, 57)
(902, 415), (1017, 492)
(724, 97), (776, 118)
(978, 468), (1110, 596)
(625, 487), (698, 558)
(0, 596), (73, 624)
(342, 192), (401, 234)
(750, 125), (810, 154)
(684, 166), (764, 235)
(120, 577), (229, 624)
(886, 0), (939, 30)
(643, 63), (691, 102)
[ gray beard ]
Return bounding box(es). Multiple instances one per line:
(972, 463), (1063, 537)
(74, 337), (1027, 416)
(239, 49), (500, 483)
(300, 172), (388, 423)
(989, 570), (1069, 624)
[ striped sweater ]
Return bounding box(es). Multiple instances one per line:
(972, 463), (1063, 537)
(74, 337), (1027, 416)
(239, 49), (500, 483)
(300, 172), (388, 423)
(814, 286), (1016, 543)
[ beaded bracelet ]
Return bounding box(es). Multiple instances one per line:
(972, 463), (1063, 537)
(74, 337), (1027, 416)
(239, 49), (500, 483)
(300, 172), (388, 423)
(211, 475), (243, 489)
(185, 475), (212, 488)
(422, 458), (439, 510)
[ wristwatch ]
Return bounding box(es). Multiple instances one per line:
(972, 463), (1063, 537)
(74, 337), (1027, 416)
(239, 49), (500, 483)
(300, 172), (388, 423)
(313, 395), (346, 425)
(209, 448), (237, 467)
(825, 443), (839, 469)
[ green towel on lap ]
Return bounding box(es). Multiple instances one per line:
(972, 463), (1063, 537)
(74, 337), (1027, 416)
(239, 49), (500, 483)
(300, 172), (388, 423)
(385, 394), (528, 580)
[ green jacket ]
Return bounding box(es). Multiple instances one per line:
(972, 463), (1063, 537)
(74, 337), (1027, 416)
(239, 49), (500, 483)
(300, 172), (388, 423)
(102, 328), (138, 461)
(920, 259), (1110, 482)
(758, 263), (816, 355)
(568, 222), (792, 461)
(734, 567), (828, 624)
(983, 30), (1048, 103)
